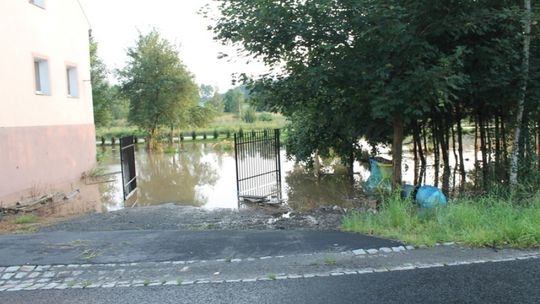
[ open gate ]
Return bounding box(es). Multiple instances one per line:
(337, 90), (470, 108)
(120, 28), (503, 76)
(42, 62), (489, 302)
(234, 129), (282, 203)
(120, 135), (137, 200)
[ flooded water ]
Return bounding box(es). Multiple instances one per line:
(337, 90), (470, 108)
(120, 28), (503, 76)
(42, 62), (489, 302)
(96, 142), (362, 211)
(95, 138), (480, 212)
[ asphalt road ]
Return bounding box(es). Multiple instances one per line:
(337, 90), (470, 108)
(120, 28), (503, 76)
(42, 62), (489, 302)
(0, 230), (402, 266)
(2, 259), (539, 304)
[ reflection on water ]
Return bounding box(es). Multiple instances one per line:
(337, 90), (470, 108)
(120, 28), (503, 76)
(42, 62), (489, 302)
(97, 143), (370, 211)
(285, 165), (364, 211)
(96, 138), (480, 212)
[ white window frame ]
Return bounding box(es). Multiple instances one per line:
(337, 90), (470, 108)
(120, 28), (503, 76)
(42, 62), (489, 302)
(29, 0), (45, 9)
(66, 65), (79, 98)
(34, 57), (50, 95)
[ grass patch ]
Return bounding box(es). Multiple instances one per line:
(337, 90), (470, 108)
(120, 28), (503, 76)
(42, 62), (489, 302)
(95, 113), (287, 140)
(14, 227), (39, 234)
(14, 215), (39, 225)
(80, 248), (101, 261)
(323, 257), (337, 266)
(342, 193), (540, 248)
(163, 146), (177, 154)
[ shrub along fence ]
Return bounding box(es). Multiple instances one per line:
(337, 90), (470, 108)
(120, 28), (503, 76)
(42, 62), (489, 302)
(96, 129), (286, 146)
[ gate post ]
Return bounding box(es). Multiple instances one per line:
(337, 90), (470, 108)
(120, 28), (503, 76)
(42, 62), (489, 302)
(120, 135), (137, 200)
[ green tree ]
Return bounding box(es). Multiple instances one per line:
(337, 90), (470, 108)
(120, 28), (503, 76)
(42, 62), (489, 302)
(207, 91), (225, 113)
(110, 86), (130, 122)
(90, 36), (113, 128)
(118, 30), (199, 148)
(199, 84), (215, 105)
(223, 87), (244, 115)
(213, 0), (537, 193)
(510, 0), (533, 188)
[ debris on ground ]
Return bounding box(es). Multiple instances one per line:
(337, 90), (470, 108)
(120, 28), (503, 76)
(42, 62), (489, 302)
(41, 202), (376, 233)
(0, 190), (80, 215)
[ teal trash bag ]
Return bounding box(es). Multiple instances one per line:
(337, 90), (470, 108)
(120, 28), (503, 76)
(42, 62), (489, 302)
(415, 186), (447, 208)
(365, 159), (392, 193)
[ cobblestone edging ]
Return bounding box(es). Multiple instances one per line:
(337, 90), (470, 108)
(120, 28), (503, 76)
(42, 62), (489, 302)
(1, 244), (538, 292)
(0, 243), (417, 280)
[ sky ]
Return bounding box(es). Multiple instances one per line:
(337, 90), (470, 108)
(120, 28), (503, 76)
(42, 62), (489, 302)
(78, 0), (266, 92)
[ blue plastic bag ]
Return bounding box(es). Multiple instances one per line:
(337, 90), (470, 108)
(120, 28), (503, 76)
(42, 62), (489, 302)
(402, 184), (447, 208)
(365, 159), (392, 193)
(415, 186), (447, 208)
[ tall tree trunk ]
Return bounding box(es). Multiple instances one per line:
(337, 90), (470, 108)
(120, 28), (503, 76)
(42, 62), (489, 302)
(392, 114), (404, 190)
(422, 126), (428, 183)
(413, 124), (419, 185)
(537, 121), (540, 171)
(486, 117), (493, 180)
(348, 142), (355, 186)
(495, 115), (501, 179)
(440, 119), (451, 196)
(479, 113), (488, 190)
(456, 105), (466, 192)
(432, 120), (440, 187)
(502, 117), (508, 171)
(451, 120), (458, 195)
(414, 122), (426, 185)
(510, 0), (532, 187)
(474, 118), (479, 188)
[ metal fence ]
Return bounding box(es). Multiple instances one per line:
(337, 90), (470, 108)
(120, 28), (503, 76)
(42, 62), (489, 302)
(120, 136), (137, 200)
(234, 129), (282, 203)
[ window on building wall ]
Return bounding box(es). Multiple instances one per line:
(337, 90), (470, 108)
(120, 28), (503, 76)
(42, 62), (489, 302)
(34, 58), (50, 95)
(29, 0), (45, 8)
(66, 66), (79, 97)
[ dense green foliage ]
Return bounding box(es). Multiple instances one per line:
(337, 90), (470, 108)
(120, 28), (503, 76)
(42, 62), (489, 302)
(90, 37), (115, 128)
(212, 0), (540, 193)
(95, 113), (287, 142)
(342, 193), (540, 248)
(118, 30), (200, 148)
(223, 87), (245, 114)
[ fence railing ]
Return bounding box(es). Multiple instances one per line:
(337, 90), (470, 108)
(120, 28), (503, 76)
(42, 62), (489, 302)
(120, 136), (137, 200)
(234, 129), (282, 203)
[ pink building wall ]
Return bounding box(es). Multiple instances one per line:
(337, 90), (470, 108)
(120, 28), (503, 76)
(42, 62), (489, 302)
(0, 1), (96, 202)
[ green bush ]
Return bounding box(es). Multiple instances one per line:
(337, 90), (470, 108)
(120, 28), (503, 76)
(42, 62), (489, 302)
(258, 113), (273, 122)
(242, 107), (257, 123)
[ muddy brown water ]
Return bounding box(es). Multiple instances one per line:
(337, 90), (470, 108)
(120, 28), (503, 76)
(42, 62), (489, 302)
(94, 140), (479, 213)
(1, 139), (480, 226)
(96, 142), (367, 212)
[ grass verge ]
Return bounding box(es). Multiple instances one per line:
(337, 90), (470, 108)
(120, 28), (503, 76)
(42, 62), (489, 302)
(342, 194), (540, 248)
(14, 215), (39, 225)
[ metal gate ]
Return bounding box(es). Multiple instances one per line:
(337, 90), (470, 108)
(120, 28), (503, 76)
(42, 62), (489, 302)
(234, 129), (282, 203)
(120, 135), (137, 200)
